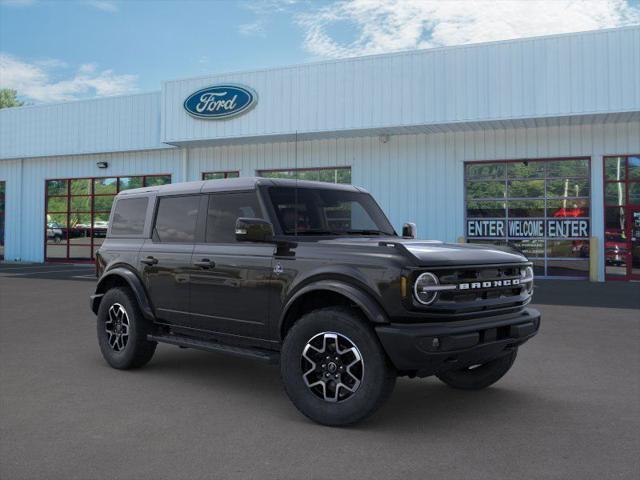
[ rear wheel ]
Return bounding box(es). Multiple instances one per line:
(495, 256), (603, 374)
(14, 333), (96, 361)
(97, 287), (157, 369)
(436, 349), (517, 390)
(280, 307), (396, 426)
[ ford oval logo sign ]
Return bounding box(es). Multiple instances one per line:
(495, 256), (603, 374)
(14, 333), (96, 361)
(183, 84), (257, 119)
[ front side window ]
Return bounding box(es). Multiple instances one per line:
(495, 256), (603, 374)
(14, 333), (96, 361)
(154, 195), (200, 243)
(110, 198), (148, 236)
(206, 192), (263, 243)
(268, 187), (394, 236)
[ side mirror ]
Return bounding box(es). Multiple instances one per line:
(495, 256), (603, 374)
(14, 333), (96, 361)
(235, 218), (274, 243)
(402, 222), (417, 239)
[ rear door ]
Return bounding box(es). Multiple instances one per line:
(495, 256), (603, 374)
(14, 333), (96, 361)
(139, 194), (202, 326)
(189, 191), (274, 339)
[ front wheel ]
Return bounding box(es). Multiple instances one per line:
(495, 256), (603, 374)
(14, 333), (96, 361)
(96, 287), (157, 370)
(280, 307), (396, 426)
(436, 349), (517, 390)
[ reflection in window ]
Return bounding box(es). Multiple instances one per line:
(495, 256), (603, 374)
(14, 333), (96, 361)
(202, 171), (240, 180)
(605, 183), (625, 205)
(507, 200), (545, 218)
(259, 167), (351, 184)
(465, 163), (505, 180)
(547, 199), (589, 218)
(507, 161), (544, 179)
(154, 196), (200, 243)
(546, 179), (590, 198)
(45, 175), (171, 261)
(629, 156), (640, 180)
(466, 181), (505, 199)
(507, 180), (545, 198)
(466, 201), (506, 218)
(604, 157), (626, 181)
(465, 158), (591, 278)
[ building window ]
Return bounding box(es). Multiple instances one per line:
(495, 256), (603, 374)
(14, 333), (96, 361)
(0, 181), (5, 260)
(465, 158), (591, 278)
(202, 171), (240, 180)
(45, 174), (171, 261)
(258, 167), (351, 184)
(603, 155), (640, 280)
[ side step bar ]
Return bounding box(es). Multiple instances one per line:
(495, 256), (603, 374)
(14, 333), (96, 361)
(147, 333), (280, 364)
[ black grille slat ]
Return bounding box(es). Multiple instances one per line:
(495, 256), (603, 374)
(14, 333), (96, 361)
(424, 264), (531, 319)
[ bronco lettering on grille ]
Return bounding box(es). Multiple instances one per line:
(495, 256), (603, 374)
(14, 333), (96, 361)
(458, 278), (521, 290)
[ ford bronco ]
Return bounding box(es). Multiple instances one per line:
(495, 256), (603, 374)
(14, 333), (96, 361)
(90, 177), (540, 426)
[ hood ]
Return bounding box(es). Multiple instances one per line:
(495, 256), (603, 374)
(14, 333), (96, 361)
(318, 236), (528, 267)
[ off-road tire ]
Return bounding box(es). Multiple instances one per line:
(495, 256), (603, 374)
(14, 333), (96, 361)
(97, 287), (157, 370)
(280, 306), (396, 426)
(436, 349), (517, 390)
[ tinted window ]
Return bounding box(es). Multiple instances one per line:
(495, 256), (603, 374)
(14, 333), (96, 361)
(268, 187), (395, 236)
(206, 192), (263, 243)
(110, 197), (148, 236)
(154, 195), (200, 243)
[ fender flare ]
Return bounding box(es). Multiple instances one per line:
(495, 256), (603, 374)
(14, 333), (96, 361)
(92, 267), (155, 320)
(279, 279), (388, 337)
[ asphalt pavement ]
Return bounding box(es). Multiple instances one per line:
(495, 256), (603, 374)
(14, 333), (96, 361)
(0, 264), (638, 480)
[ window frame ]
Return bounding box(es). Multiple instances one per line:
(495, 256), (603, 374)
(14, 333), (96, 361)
(44, 174), (171, 261)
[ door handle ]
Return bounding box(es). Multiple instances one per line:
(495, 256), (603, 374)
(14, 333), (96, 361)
(141, 256), (158, 266)
(193, 258), (215, 269)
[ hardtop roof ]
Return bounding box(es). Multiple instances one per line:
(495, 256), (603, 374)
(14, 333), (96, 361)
(116, 177), (364, 197)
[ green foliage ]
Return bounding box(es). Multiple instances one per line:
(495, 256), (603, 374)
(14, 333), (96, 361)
(0, 89), (24, 109)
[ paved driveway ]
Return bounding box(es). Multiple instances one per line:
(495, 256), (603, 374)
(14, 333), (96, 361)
(1, 264), (638, 480)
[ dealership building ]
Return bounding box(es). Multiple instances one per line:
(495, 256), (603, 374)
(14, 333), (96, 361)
(1, 26), (639, 281)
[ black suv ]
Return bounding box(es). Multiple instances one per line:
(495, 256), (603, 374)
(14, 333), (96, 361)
(91, 177), (540, 426)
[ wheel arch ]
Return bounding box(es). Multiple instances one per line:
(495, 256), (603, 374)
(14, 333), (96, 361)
(279, 280), (389, 340)
(92, 267), (154, 320)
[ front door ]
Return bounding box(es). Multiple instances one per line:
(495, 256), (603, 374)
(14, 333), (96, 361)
(189, 191), (274, 339)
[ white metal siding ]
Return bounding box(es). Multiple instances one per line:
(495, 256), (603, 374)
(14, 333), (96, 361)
(0, 92), (168, 160)
(0, 149), (183, 262)
(163, 27), (640, 144)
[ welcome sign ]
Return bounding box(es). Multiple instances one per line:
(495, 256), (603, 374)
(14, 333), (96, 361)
(184, 84), (257, 119)
(467, 219), (590, 239)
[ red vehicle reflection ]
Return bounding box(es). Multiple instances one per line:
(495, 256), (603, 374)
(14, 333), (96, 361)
(604, 232), (628, 266)
(553, 207), (586, 217)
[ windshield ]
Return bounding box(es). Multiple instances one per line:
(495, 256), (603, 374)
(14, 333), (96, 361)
(268, 186), (396, 236)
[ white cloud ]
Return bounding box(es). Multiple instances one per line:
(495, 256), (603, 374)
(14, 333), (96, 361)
(0, 53), (138, 103)
(83, 0), (118, 13)
(297, 0), (640, 59)
(238, 19), (266, 36)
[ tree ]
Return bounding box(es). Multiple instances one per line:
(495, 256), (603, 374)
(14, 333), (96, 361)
(0, 89), (24, 109)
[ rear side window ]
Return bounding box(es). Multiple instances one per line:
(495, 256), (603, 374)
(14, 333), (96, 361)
(110, 197), (148, 236)
(206, 192), (263, 243)
(154, 195), (200, 243)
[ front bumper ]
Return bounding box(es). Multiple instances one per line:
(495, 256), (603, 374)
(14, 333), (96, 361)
(375, 308), (541, 377)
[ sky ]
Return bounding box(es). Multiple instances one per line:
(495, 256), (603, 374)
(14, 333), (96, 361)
(1, 0), (639, 104)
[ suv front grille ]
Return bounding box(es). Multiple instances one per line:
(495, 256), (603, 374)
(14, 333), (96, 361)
(418, 264), (532, 319)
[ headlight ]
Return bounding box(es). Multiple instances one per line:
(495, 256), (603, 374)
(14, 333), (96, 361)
(521, 266), (534, 293)
(413, 272), (440, 305)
